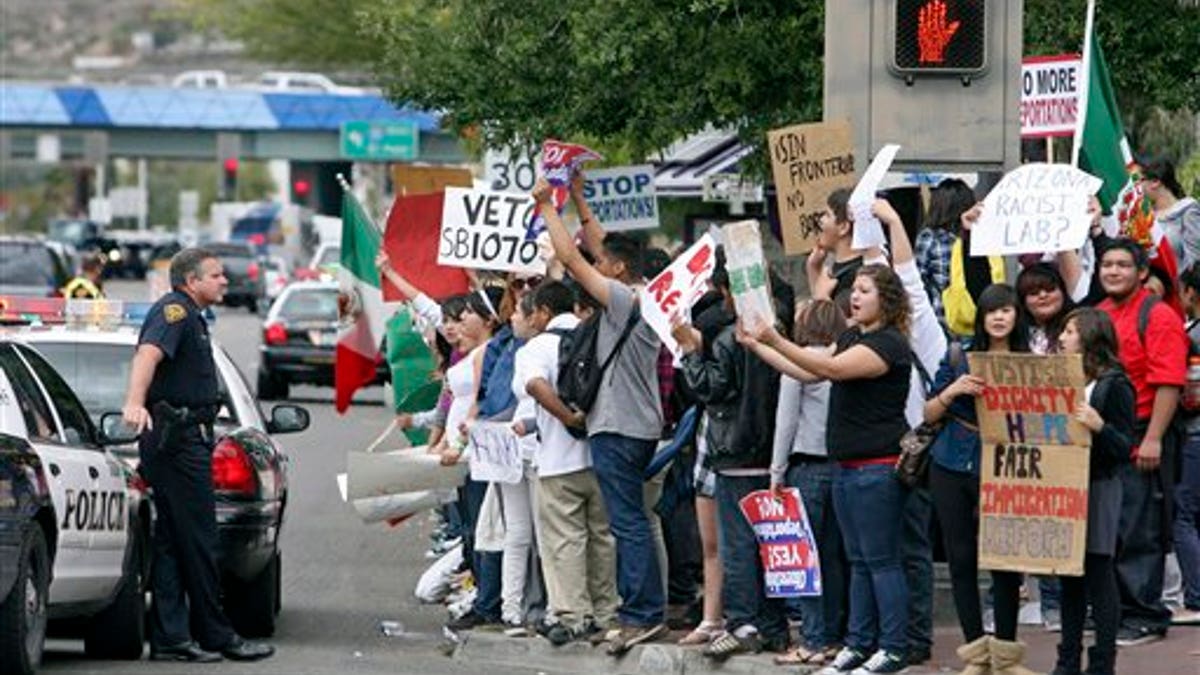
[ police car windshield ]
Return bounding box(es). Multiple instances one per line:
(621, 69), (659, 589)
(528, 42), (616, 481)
(0, 242), (58, 286)
(279, 288), (338, 321)
(28, 342), (130, 426)
(315, 246), (340, 267)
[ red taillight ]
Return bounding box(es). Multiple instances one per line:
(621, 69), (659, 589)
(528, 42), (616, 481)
(264, 322), (288, 345)
(212, 438), (257, 495)
(247, 261), (260, 281)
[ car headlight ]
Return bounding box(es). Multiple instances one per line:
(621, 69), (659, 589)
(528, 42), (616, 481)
(108, 249), (123, 262)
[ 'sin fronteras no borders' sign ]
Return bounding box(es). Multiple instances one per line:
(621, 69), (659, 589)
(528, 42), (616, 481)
(969, 352), (1090, 576)
(340, 121), (420, 161)
(766, 120), (855, 256)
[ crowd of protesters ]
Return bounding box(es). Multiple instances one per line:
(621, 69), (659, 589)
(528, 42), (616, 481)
(375, 158), (1200, 675)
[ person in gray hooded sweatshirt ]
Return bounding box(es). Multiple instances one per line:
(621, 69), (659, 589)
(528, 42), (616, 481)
(1140, 156), (1200, 273)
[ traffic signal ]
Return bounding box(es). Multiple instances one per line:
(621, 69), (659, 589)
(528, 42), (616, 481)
(892, 0), (987, 78)
(222, 157), (238, 200)
(292, 178), (311, 204)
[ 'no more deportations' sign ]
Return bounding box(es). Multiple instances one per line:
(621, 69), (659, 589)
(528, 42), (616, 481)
(439, 187), (547, 275)
(582, 165), (659, 232)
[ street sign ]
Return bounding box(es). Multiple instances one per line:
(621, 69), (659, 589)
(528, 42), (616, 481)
(702, 173), (764, 204)
(340, 121), (420, 161)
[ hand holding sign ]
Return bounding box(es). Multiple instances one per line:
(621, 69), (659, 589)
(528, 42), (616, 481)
(970, 163), (1103, 257)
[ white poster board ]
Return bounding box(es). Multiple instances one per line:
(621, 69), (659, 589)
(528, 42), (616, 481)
(582, 165), (659, 231)
(970, 163), (1102, 257)
(346, 447), (469, 500)
(439, 187), (547, 274)
(723, 220), (776, 328)
(849, 144), (902, 251)
(1021, 55), (1082, 139)
(467, 421), (524, 484)
(638, 234), (718, 360)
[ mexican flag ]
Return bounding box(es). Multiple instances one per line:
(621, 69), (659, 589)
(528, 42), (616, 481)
(335, 188), (391, 413)
(1072, 0), (1179, 304)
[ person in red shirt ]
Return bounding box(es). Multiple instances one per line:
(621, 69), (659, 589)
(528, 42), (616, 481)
(1097, 238), (1189, 646)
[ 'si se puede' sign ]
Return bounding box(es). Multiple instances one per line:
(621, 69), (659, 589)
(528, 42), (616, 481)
(439, 187), (546, 275)
(969, 352), (1090, 576)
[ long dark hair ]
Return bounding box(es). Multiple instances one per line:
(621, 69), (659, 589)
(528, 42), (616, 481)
(1141, 156), (1185, 200)
(925, 178), (976, 234)
(1015, 262), (1075, 350)
(970, 284), (1030, 353)
(1063, 307), (1123, 380)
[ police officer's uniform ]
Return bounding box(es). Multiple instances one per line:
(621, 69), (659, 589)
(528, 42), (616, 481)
(137, 289), (236, 652)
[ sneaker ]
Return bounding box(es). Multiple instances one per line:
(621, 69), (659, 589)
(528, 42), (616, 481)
(1171, 606), (1200, 625)
(1043, 608), (1063, 632)
(851, 649), (909, 674)
(1115, 625), (1165, 648)
(905, 647), (931, 665)
(816, 647), (870, 674)
(605, 623), (667, 655)
(503, 620), (530, 638)
(445, 609), (501, 632)
(544, 623), (573, 647)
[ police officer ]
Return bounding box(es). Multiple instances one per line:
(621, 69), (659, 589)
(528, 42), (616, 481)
(62, 252), (106, 299)
(122, 247), (274, 663)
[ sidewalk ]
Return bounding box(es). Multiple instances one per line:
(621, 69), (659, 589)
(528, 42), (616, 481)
(450, 625), (1199, 675)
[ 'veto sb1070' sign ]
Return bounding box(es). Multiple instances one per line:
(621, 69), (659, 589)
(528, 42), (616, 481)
(439, 187), (546, 275)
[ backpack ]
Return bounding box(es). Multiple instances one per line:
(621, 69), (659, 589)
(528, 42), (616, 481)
(556, 309), (640, 415)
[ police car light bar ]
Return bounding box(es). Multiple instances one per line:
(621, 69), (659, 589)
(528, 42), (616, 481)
(0, 296), (154, 328)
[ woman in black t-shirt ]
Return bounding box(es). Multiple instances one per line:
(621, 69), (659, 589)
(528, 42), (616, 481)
(743, 263), (913, 674)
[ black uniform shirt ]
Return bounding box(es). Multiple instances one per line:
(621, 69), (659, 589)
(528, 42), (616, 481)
(138, 291), (219, 409)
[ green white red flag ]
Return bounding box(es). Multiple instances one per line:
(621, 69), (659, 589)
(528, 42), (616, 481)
(336, 187), (391, 413)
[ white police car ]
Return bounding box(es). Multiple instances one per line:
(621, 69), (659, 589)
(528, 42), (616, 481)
(0, 333), (147, 675)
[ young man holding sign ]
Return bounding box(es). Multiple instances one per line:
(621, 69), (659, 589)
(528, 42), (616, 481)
(532, 174), (667, 654)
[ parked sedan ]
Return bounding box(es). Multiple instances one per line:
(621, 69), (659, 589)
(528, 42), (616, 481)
(0, 237), (71, 298)
(13, 321), (308, 638)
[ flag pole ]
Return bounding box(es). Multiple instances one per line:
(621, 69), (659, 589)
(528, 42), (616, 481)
(1071, 0), (1097, 167)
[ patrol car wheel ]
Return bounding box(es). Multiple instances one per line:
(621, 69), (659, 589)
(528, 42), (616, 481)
(0, 526), (49, 675)
(83, 533), (145, 660)
(227, 551), (278, 637)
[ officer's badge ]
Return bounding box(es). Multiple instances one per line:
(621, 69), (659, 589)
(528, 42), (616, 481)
(164, 304), (187, 324)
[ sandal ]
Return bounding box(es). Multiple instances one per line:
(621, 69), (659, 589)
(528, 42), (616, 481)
(678, 620), (723, 645)
(702, 631), (760, 660)
(774, 645), (829, 666)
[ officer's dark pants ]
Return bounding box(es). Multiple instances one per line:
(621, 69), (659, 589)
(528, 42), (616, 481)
(141, 425), (236, 651)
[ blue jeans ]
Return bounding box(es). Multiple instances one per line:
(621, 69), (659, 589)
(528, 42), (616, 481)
(786, 460), (846, 649)
(1175, 433), (1200, 610)
(833, 463), (909, 655)
(590, 433), (665, 626)
(1115, 462), (1171, 631)
(903, 486), (933, 652)
(460, 478), (502, 621)
(715, 474), (789, 643)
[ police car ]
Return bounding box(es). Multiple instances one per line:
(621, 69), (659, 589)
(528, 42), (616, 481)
(3, 297), (309, 643)
(0, 334), (147, 675)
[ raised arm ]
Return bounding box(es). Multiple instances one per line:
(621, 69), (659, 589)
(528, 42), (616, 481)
(533, 177), (611, 307)
(570, 171), (606, 256)
(874, 198), (912, 266)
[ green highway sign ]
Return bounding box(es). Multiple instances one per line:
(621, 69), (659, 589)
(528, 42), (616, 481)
(339, 121), (420, 161)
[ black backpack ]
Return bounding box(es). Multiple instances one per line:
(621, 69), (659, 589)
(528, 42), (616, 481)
(556, 309), (640, 415)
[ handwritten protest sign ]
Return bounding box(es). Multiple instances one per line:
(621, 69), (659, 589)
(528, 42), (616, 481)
(467, 421), (524, 485)
(439, 187), (546, 274)
(969, 352), (1090, 576)
(723, 220), (776, 328)
(739, 488), (822, 597)
(527, 139), (603, 239)
(971, 163), (1103, 257)
(639, 234), (717, 359)
(849, 144), (902, 251)
(582, 165), (659, 231)
(767, 121), (856, 256)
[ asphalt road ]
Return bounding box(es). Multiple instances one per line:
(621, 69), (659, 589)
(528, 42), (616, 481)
(39, 282), (534, 674)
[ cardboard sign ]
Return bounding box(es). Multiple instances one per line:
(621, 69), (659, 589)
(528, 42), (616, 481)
(391, 165), (473, 196)
(739, 488), (822, 598)
(849, 144), (902, 251)
(527, 139), (603, 239)
(582, 165), (659, 231)
(971, 163), (1103, 257)
(439, 187), (547, 274)
(766, 121), (856, 256)
(723, 220), (776, 328)
(638, 234), (718, 359)
(969, 352), (1090, 576)
(1021, 55), (1082, 139)
(467, 421), (524, 485)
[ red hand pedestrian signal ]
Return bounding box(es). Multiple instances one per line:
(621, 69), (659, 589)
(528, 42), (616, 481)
(917, 0), (960, 64)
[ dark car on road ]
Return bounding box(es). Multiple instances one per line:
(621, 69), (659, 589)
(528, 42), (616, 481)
(257, 280), (388, 400)
(209, 242), (267, 312)
(0, 237), (71, 298)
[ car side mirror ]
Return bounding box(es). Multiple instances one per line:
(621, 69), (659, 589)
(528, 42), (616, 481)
(98, 412), (140, 446)
(266, 404), (310, 434)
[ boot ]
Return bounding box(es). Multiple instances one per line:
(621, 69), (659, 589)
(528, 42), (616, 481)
(990, 638), (1042, 675)
(955, 635), (992, 675)
(1083, 644), (1115, 675)
(1049, 641), (1082, 675)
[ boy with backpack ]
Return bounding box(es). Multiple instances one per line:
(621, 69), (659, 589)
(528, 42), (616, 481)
(533, 175), (667, 654)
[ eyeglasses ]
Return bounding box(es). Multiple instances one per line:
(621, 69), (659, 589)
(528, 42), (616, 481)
(510, 276), (544, 292)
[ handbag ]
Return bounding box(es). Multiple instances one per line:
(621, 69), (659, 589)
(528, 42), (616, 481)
(896, 344), (966, 489)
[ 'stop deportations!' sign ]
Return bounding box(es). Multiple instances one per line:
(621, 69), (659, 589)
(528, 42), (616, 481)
(969, 352), (1090, 576)
(767, 121), (855, 256)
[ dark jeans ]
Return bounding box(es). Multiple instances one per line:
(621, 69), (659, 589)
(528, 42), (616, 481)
(1115, 463), (1171, 631)
(715, 474), (788, 642)
(1058, 554), (1119, 675)
(832, 463), (909, 654)
(590, 433), (665, 626)
(662, 454), (703, 607)
(903, 485), (934, 652)
(930, 463), (1022, 642)
(785, 460), (847, 649)
(1174, 432), (1200, 610)
(459, 478), (501, 621)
